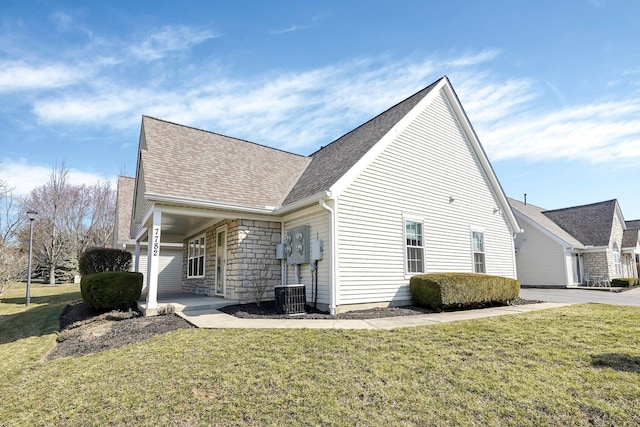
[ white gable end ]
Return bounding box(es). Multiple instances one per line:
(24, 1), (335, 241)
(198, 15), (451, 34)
(336, 89), (517, 305)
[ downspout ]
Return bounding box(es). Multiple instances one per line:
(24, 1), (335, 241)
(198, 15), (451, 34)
(320, 197), (338, 315)
(281, 222), (286, 286)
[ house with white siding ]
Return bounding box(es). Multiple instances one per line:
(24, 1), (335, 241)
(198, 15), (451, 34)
(128, 76), (521, 315)
(509, 198), (639, 288)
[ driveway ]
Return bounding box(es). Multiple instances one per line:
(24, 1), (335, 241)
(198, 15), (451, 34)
(520, 287), (640, 307)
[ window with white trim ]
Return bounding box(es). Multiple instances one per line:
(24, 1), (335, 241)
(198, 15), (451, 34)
(405, 220), (424, 274)
(613, 244), (622, 276)
(472, 231), (486, 273)
(187, 234), (206, 278)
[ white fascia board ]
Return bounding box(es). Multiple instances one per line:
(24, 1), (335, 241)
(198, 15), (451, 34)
(513, 210), (582, 250)
(275, 191), (331, 215)
(328, 79), (447, 199)
(439, 81), (522, 234)
(130, 122), (146, 239)
(145, 193), (275, 215)
(580, 245), (609, 253)
(134, 227), (148, 242)
(615, 201), (626, 230)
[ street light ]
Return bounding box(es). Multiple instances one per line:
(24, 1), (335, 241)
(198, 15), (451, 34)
(25, 210), (38, 306)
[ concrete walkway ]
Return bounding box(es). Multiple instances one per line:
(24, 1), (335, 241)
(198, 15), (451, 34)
(177, 302), (570, 330)
(520, 286), (640, 306)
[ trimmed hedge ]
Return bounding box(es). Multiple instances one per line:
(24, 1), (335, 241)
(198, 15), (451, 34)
(410, 273), (520, 309)
(611, 277), (639, 288)
(81, 271), (143, 311)
(79, 248), (132, 275)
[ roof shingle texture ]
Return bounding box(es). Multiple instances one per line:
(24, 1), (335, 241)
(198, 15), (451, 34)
(622, 228), (639, 248)
(282, 78), (443, 205)
(141, 117), (311, 209)
(626, 220), (640, 229)
(508, 198), (584, 248)
(542, 199), (617, 247)
(116, 176), (135, 242)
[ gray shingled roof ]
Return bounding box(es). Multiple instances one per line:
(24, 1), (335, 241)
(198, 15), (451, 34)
(115, 176), (135, 243)
(282, 78), (443, 205)
(626, 220), (640, 229)
(622, 228), (639, 249)
(140, 116), (311, 209)
(542, 200), (617, 247)
(508, 198), (584, 248)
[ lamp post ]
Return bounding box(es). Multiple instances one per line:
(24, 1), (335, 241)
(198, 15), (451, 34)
(25, 210), (38, 306)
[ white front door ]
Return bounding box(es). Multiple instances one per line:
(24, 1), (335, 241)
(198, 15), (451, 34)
(215, 227), (227, 296)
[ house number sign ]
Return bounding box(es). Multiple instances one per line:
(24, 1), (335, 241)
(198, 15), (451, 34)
(152, 226), (161, 257)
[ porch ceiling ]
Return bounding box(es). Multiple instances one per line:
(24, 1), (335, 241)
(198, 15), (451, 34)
(160, 213), (224, 237)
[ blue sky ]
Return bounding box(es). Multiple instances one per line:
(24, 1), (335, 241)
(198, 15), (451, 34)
(1, 0), (640, 218)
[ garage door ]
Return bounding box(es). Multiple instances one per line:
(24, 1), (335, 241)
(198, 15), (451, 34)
(134, 247), (184, 294)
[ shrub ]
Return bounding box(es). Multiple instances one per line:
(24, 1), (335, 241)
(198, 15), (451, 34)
(79, 248), (132, 275)
(611, 277), (638, 288)
(410, 273), (520, 309)
(80, 271), (143, 311)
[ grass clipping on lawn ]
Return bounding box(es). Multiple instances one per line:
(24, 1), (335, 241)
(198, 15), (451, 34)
(1, 284), (640, 426)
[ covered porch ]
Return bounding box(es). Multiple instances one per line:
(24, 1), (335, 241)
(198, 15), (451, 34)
(132, 201), (283, 315)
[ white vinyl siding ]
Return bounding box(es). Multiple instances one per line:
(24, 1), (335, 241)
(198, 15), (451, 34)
(130, 246), (183, 293)
(514, 219), (569, 286)
(283, 205), (331, 308)
(337, 89), (516, 305)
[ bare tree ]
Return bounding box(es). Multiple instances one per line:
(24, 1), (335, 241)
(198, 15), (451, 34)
(0, 167), (27, 296)
(0, 246), (26, 297)
(22, 162), (74, 284)
(83, 180), (116, 250)
(20, 162), (116, 284)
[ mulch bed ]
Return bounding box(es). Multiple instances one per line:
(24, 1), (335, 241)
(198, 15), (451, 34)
(47, 301), (193, 360)
(218, 298), (542, 319)
(48, 297), (541, 360)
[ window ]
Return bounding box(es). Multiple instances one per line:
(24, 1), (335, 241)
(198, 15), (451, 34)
(472, 231), (486, 273)
(405, 220), (424, 274)
(613, 244), (622, 276)
(187, 234), (206, 278)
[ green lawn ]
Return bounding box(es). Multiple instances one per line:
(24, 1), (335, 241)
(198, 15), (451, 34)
(1, 283), (640, 426)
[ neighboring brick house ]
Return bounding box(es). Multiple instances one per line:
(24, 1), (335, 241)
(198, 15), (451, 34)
(510, 198), (639, 287)
(128, 76), (522, 315)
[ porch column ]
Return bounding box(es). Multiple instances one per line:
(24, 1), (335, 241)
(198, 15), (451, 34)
(146, 211), (162, 310)
(134, 240), (141, 272)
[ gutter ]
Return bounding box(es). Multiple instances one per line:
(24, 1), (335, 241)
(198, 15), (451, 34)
(275, 191), (331, 215)
(145, 193), (275, 215)
(319, 195), (338, 315)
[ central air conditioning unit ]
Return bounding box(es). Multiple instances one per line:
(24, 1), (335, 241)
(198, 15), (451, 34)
(274, 284), (306, 315)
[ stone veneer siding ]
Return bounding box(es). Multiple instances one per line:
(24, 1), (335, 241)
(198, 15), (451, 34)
(183, 219), (281, 301)
(582, 251), (609, 280)
(582, 213), (625, 281)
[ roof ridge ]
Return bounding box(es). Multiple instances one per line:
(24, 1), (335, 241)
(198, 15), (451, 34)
(542, 198), (617, 214)
(142, 115), (308, 158)
(508, 197), (547, 211)
(307, 76), (445, 157)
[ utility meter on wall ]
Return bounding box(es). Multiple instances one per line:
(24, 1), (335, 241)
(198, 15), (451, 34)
(285, 226), (310, 264)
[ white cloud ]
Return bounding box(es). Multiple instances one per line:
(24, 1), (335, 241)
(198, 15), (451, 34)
(0, 61), (85, 92)
(0, 160), (115, 196)
(129, 26), (219, 61)
(11, 40), (640, 164)
(475, 98), (640, 163)
(50, 11), (73, 31)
